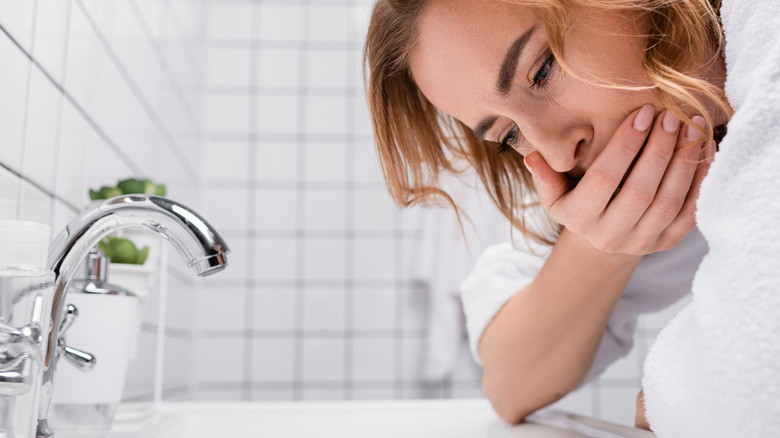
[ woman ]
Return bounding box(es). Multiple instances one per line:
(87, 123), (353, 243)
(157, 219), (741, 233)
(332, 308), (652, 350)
(364, 0), (770, 431)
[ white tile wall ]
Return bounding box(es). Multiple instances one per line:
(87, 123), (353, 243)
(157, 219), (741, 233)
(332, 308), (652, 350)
(0, 0), (207, 402)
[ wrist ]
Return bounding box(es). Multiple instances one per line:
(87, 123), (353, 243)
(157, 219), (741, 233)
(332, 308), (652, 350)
(558, 228), (642, 268)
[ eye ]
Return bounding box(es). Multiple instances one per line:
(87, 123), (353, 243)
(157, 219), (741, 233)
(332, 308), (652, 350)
(530, 52), (555, 90)
(497, 125), (519, 155)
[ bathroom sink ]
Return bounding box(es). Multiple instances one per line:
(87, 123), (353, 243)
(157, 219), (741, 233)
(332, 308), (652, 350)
(58, 399), (655, 438)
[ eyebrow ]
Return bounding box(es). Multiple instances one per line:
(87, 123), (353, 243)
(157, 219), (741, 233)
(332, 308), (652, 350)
(496, 25), (537, 95)
(473, 26), (536, 140)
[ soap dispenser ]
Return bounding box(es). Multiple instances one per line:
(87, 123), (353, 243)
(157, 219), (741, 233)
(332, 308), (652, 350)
(49, 246), (141, 431)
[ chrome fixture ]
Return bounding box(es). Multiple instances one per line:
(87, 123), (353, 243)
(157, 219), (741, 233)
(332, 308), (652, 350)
(36, 195), (229, 438)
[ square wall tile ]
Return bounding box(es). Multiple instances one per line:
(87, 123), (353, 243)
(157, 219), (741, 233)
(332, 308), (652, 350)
(302, 337), (344, 382)
(0, 1), (36, 50)
(196, 288), (247, 332)
(258, 4), (300, 42)
(303, 142), (347, 183)
(208, 2), (252, 41)
(306, 49), (348, 89)
(258, 48), (299, 88)
(163, 337), (194, 387)
(0, 167), (20, 221)
(352, 338), (395, 381)
(252, 288), (297, 331)
(195, 337), (245, 383)
(22, 67), (61, 191)
(205, 93), (250, 134)
(302, 287), (346, 331)
(255, 188), (298, 231)
(306, 5), (348, 42)
(0, 35), (30, 172)
(305, 95), (347, 136)
(252, 337), (296, 382)
(200, 140), (250, 182)
(33, 0), (71, 82)
(304, 238), (346, 280)
(352, 143), (382, 185)
(353, 238), (396, 281)
(18, 181), (51, 225)
(254, 237), (297, 280)
(304, 190), (345, 231)
(207, 47), (251, 88)
(352, 287), (396, 331)
(255, 141), (298, 182)
(257, 94), (299, 135)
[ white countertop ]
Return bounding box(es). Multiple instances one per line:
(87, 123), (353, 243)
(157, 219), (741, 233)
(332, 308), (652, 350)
(59, 399), (655, 438)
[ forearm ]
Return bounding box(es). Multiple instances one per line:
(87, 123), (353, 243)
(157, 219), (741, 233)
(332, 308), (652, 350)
(479, 229), (642, 424)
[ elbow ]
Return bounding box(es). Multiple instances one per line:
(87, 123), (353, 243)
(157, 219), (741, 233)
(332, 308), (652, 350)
(481, 376), (533, 425)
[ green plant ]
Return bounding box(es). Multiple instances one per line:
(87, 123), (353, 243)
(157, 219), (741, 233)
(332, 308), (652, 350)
(89, 178), (166, 201)
(88, 178), (166, 265)
(99, 236), (150, 265)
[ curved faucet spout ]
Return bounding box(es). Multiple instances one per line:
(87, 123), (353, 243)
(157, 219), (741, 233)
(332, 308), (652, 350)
(37, 195), (229, 438)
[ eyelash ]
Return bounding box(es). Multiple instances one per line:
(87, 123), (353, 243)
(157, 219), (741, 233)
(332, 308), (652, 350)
(496, 51), (557, 155)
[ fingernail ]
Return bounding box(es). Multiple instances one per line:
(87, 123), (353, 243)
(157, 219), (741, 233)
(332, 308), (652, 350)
(633, 104), (655, 132)
(687, 116), (705, 141)
(523, 155), (535, 176)
(662, 110), (680, 134)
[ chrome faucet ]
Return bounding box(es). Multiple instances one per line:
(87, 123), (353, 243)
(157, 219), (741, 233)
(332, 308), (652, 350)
(36, 195), (229, 438)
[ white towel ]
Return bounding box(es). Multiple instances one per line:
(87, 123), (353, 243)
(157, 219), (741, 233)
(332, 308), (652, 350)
(641, 0), (780, 435)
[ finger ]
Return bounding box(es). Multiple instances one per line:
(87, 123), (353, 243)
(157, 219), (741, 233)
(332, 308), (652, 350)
(524, 151), (570, 211)
(635, 116), (706, 241)
(569, 104), (655, 219)
(635, 390), (651, 430)
(658, 138), (716, 247)
(602, 109), (682, 232)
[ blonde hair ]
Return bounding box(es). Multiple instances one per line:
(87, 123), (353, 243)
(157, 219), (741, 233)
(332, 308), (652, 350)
(363, 0), (732, 245)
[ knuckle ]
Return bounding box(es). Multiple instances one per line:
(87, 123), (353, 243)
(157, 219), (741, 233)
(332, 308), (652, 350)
(648, 141), (675, 163)
(653, 196), (683, 218)
(621, 186), (654, 210)
(616, 137), (643, 157)
(588, 168), (621, 193)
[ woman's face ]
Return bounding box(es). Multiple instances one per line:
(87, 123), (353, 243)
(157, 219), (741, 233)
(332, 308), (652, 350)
(410, 0), (659, 179)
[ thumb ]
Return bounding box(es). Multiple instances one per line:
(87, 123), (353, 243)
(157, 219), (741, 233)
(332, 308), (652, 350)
(524, 151), (570, 210)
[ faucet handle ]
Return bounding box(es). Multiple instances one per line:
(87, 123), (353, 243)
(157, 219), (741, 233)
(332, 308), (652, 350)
(59, 304), (79, 335)
(55, 304), (97, 372)
(61, 344), (97, 372)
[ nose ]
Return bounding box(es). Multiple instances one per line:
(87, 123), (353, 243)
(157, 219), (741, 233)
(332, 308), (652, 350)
(520, 113), (591, 174)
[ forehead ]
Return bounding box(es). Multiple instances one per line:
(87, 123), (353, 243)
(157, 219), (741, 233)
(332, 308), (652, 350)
(409, 0), (539, 127)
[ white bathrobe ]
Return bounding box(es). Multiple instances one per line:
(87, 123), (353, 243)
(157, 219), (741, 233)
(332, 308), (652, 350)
(641, 0), (780, 435)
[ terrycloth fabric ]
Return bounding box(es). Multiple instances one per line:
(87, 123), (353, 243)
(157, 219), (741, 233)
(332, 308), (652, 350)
(642, 0), (780, 435)
(460, 226), (708, 385)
